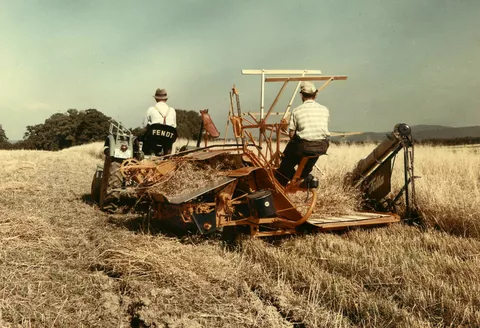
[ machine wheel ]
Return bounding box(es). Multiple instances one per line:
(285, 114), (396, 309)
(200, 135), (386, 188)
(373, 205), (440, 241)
(99, 156), (124, 211)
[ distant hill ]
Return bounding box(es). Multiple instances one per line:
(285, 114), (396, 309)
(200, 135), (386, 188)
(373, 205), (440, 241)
(410, 125), (450, 131)
(336, 125), (480, 142)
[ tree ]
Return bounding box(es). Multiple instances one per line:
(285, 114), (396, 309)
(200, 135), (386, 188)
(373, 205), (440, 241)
(130, 126), (146, 137)
(22, 112), (77, 150)
(20, 109), (112, 150)
(74, 109), (111, 144)
(0, 124), (7, 142)
(0, 124), (10, 149)
(176, 109), (202, 139)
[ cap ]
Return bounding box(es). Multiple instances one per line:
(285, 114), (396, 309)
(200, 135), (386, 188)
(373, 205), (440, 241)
(300, 81), (317, 95)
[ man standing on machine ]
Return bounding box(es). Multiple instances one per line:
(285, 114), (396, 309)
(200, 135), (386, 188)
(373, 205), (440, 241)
(275, 81), (330, 186)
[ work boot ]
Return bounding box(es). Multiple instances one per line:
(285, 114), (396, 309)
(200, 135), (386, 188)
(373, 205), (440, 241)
(299, 174), (319, 189)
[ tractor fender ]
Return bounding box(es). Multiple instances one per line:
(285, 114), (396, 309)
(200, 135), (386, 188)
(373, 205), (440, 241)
(104, 135), (116, 157)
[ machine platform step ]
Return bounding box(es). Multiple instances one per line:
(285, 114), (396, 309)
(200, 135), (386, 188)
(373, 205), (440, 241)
(307, 212), (400, 230)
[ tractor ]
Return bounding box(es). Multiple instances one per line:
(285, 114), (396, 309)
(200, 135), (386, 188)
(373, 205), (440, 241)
(91, 110), (217, 212)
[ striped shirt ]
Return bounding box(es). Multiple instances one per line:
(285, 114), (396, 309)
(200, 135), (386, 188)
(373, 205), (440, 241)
(289, 100), (330, 141)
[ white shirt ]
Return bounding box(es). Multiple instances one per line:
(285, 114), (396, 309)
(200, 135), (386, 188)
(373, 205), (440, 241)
(143, 102), (177, 128)
(289, 100), (330, 141)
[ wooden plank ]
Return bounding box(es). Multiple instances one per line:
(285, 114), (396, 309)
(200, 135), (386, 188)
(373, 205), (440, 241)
(307, 212), (400, 230)
(343, 214), (388, 220)
(265, 76), (348, 82)
(311, 217), (352, 223)
(314, 217), (400, 230)
(308, 218), (341, 223)
(241, 112), (284, 116)
(311, 212), (391, 220)
(242, 69), (321, 75)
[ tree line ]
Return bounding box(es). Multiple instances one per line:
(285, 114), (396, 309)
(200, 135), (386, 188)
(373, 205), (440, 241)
(336, 136), (480, 146)
(3, 109), (479, 151)
(0, 108), (202, 151)
(414, 137), (480, 146)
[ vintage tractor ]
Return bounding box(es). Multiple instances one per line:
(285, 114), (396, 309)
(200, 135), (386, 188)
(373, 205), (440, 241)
(90, 121), (137, 210)
(92, 69), (417, 238)
(91, 110), (218, 212)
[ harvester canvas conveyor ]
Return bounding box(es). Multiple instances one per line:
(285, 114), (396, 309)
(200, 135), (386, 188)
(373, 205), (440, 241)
(97, 69), (416, 238)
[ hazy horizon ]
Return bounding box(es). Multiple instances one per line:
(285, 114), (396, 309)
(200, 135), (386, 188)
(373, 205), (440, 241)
(1, 0), (479, 140)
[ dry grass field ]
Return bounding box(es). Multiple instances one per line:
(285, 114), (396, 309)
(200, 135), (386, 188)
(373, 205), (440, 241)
(0, 141), (479, 327)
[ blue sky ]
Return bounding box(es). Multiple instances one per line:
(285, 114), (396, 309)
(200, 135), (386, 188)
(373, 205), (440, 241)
(1, 0), (479, 140)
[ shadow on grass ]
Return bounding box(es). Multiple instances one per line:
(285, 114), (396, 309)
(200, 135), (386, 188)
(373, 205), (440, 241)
(105, 213), (223, 246)
(79, 193), (228, 245)
(107, 214), (186, 236)
(81, 193), (95, 206)
(81, 193), (409, 248)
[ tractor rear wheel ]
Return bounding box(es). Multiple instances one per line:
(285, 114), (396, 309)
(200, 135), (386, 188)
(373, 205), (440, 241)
(99, 155), (123, 211)
(90, 169), (102, 203)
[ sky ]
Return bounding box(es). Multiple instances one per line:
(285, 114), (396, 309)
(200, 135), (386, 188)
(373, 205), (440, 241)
(1, 0), (479, 140)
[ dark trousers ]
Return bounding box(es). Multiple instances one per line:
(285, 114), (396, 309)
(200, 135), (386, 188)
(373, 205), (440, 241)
(275, 138), (329, 186)
(140, 135), (173, 155)
(140, 130), (175, 155)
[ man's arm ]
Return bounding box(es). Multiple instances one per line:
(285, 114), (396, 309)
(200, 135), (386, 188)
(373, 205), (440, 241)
(171, 108), (177, 128)
(142, 107), (152, 127)
(288, 110), (296, 139)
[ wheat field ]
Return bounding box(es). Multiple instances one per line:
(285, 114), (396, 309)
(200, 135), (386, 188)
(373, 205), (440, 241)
(0, 141), (479, 327)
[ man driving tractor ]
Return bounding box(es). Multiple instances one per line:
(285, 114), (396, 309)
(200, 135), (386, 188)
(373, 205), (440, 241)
(142, 88), (178, 155)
